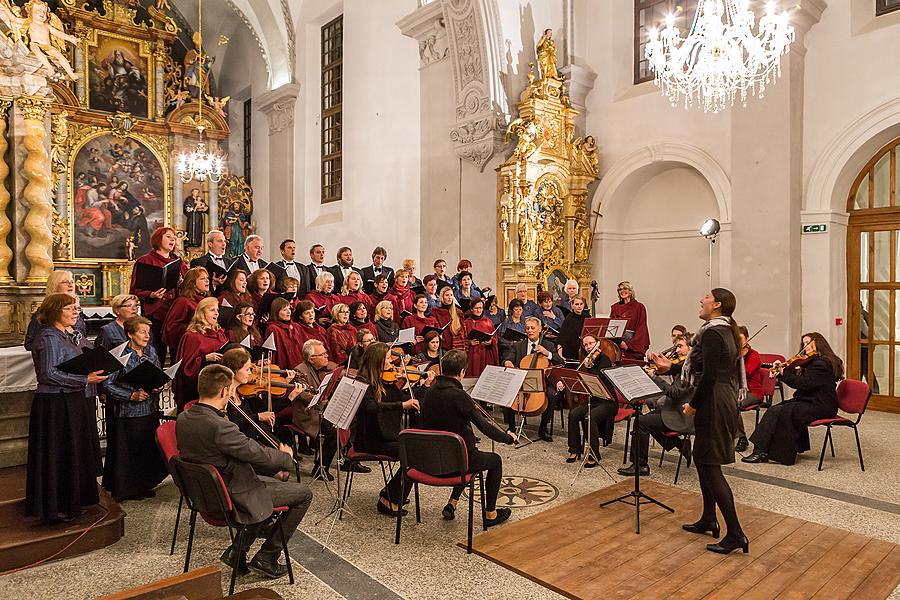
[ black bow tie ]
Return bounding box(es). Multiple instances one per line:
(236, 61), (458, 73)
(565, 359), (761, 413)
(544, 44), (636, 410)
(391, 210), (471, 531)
(285, 262), (295, 266)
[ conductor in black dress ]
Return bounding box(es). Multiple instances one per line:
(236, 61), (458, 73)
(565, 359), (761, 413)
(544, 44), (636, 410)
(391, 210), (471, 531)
(421, 350), (517, 527)
(650, 288), (747, 554)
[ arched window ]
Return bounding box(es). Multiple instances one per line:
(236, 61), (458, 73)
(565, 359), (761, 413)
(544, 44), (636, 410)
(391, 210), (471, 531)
(847, 136), (900, 412)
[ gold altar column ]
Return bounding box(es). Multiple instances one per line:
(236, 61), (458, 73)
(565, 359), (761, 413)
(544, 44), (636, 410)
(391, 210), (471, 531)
(0, 100), (12, 284)
(16, 98), (53, 284)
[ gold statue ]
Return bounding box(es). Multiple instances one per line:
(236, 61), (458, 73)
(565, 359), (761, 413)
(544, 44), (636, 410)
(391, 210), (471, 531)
(0, 0), (80, 81)
(205, 94), (230, 117)
(536, 28), (559, 81)
(574, 203), (593, 263)
(517, 197), (539, 261)
(155, 0), (171, 10)
(506, 117), (543, 161)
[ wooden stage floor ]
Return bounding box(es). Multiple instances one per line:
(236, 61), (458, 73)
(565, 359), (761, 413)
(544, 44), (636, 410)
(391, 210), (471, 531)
(466, 479), (900, 600)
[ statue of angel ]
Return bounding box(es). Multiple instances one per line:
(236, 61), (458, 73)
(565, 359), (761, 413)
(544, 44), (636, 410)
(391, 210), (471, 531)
(0, 0), (80, 81)
(205, 94), (230, 117)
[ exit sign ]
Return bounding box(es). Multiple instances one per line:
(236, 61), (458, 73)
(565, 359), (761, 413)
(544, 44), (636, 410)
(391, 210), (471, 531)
(802, 224), (827, 234)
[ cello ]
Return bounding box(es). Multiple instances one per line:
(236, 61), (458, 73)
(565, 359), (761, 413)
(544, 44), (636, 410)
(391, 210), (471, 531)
(513, 327), (551, 416)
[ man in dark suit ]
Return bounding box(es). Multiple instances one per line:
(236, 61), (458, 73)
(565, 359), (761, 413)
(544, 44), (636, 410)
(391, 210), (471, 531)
(177, 365), (312, 579)
(304, 243), (329, 293)
(269, 238), (307, 295)
(359, 246), (395, 294)
(328, 246), (361, 292)
(190, 229), (233, 295)
(421, 349), (516, 527)
(501, 316), (565, 442)
(231, 234), (269, 275)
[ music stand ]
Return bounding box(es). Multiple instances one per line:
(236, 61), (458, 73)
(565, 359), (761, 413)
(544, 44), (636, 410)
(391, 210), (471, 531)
(512, 368), (545, 449)
(599, 365), (674, 533)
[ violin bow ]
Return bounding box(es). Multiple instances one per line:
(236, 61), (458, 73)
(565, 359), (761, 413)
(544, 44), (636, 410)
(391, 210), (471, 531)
(227, 398), (302, 482)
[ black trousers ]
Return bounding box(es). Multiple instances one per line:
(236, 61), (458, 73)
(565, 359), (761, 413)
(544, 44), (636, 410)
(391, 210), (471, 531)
(735, 392), (760, 438)
(235, 477), (313, 557)
(629, 411), (682, 466)
(449, 450), (503, 511)
(567, 399), (617, 457)
(503, 388), (557, 432)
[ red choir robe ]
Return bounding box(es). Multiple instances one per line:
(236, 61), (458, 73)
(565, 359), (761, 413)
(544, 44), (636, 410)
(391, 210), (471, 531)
(609, 299), (650, 360)
(305, 290), (338, 326)
(465, 316), (498, 377)
(227, 325), (262, 348)
(326, 323), (357, 365)
(265, 320), (304, 371)
(296, 322), (329, 365)
(401, 313), (437, 355)
(174, 326), (229, 411)
(162, 293), (203, 349)
(350, 318), (377, 339)
(386, 283), (414, 324)
(431, 307), (455, 351)
(341, 290), (374, 315)
(219, 290), (253, 310)
(130, 251), (188, 321)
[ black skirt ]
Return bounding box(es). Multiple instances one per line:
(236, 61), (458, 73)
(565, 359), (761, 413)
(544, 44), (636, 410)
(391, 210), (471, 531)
(102, 413), (167, 499)
(26, 391), (103, 521)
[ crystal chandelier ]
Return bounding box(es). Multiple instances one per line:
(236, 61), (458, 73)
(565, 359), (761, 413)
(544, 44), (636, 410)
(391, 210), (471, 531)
(645, 0), (794, 113)
(176, 0), (226, 183)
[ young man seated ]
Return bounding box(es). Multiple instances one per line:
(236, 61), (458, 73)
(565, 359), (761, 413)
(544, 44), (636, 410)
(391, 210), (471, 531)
(176, 364), (313, 579)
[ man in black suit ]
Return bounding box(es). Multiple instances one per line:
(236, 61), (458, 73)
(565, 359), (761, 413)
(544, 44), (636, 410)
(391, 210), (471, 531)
(328, 246), (361, 292)
(501, 316), (565, 442)
(359, 246), (395, 294)
(190, 229), (233, 295)
(232, 235), (269, 275)
(177, 365), (312, 579)
(421, 350), (516, 527)
(269, 238), (307, 295)
(304, 243), (329, 293)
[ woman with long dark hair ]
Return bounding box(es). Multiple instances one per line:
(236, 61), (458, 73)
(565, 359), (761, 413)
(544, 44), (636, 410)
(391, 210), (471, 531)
(743, 332), (843, 466)
(650, 288), (746, 554)
(162, 267), (209, 356)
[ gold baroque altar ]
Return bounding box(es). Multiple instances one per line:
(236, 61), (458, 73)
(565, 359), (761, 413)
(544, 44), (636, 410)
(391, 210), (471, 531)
(497, 36), (599, 305)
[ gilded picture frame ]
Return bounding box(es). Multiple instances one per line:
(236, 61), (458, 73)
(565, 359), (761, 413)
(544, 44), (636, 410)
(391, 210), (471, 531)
(67, 131), (170, 263)
(83, 29), (155, 119)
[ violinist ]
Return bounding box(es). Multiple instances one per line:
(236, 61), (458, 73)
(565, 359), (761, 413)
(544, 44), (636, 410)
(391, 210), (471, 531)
(420, 350), (516, 527)
(348, 329), (377, 370)
(348, 301), (377, 339)
(221, 348), (281, 443)
(501, 317), (564, 442)
(465, 298), (498, 377)
(174, 297), (229, 412)
(565, 334), (616, 466)
(291, 340), (341, 481)
(743, 333), (843, 466)
(401, 294), (437, 354)
(264, 297), (304, 369)
(619, 333), (693, 477)
(351, 343), (425, 516)
(373, 300), (400, 343)
(326, 303), (357, 365)
(735, 325), (765, 452)
(226, 302), (263, 347)
(609, 281), (650, 361)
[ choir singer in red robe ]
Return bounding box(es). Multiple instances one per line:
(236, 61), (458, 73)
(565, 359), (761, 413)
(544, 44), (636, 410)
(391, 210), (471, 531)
(609, 281), (650, 361)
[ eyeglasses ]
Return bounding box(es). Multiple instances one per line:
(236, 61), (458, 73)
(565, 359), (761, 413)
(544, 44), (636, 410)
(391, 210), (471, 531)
(311, 351), (328, 358)
(241, 311), (255, 317)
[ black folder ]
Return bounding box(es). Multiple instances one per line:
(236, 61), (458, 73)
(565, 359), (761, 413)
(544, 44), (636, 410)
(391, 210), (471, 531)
(467, 324), (500, 342)
(501, 327), (528, 343)
(421, 323), (449, 338)
(257, 291), (296, 320)
(58, 346), (127, 375)
(218, 300), (235, 328)
(134, 258), (181, 291)
(205, 259), (234, 281)
(122, 359), (180, 393)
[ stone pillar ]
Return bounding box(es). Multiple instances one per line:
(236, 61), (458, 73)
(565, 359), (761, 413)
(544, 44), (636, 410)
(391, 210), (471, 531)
(16, 98), (53, 284)
(153, 43), (165, 119)
(256, 82), (300, 247)
(0, 100), (12, 283)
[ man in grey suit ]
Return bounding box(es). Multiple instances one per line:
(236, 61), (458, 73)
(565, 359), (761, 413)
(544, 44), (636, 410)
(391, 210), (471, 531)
(177, 365), (313, 579)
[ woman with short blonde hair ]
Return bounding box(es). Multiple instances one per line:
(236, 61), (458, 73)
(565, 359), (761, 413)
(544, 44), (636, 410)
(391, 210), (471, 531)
(96, 293), (140, 350)
(174, 296), (229, 411)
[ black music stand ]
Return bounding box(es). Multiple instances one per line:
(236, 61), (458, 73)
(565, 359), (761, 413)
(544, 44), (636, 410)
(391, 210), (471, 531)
(599, 367), (674, 533)
(512, 368), (545, 449)
(550, 367), (607, 484)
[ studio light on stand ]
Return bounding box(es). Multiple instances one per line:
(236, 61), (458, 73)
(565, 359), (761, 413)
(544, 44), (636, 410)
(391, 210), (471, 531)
(699, 218), (720, 286)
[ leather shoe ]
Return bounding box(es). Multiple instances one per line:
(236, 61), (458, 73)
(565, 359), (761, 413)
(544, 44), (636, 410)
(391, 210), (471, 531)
(707, 534), (749, 554)
(617, 463), (650, 477)
(585, 457), (599, 469)
(442, 503), (456, 520)
(538, 430), (553, 443)
(248, 552), (289, 579)
(735, 437), (749, 453)
(484, 507), (512, 528)
(340, 461), (371, 473)
(376, 499), (408, 517)
(682, 520), (720, 538)
(741, 452), (768, 464)
(220, 545), (250, 576)
(565, 453), (581, 463)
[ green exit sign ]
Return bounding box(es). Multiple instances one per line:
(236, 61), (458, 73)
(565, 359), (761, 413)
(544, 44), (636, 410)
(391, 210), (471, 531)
(802, 224), (827, 234)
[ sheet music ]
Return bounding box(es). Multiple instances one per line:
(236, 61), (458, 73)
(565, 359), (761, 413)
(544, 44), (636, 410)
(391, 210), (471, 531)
(605, 319), (629, 338)
(111, 341), (129, 358)
(603, 365), (662, 401)
(322, 376), (368, 429)
(164, 360), (182, 379)
(470, 366), (528, 408)
(578, 372), (611, 400)
(307, 372), (334, 411)
(262, 332), (276, 351)
(396, 327), (416, 345)
(460, 377), (479, 394)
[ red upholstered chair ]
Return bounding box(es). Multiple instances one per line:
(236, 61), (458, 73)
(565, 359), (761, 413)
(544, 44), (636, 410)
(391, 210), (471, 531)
(171, 457), (295, 595)
(657, 431), (692, 484)
(610, 387), (636, 464)
(395, 429), (486, 554)
(337, 427), (394, 514)
(155, 421), (184, 556)
(807, 379), (871, 471)
(183, 399), (198, 412)
(758, 354), (787, 403)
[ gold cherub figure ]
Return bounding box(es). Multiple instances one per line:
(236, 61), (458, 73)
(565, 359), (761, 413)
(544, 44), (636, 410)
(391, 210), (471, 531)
(0, 0), (80, 81)
(205, 94), (230, 117)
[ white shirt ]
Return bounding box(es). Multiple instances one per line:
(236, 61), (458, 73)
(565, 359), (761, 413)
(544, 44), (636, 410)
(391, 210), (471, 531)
(282, 260), (301, 280)
(243, 254), (260, 273)
(209, 253), (226, 268)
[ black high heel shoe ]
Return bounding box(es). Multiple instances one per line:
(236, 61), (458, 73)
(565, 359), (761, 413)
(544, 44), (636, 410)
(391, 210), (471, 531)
(682, 520), (721, 538)
(707, 534), (749, 554)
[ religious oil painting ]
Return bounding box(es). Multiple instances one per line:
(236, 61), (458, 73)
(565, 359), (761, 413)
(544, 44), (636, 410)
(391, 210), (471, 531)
(88, 34), (150, 118)
(70, 134), (166, 261)
(546, 268), (570, 303)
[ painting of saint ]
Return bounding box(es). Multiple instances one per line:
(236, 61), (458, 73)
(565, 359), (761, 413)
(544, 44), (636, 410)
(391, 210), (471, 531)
(89, 36), (149, 118)
(71, 135), (165, 260)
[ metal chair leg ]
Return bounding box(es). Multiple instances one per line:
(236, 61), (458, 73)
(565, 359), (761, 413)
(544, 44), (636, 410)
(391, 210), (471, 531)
(829, 429), (836, 457)
(467, 477), (474, 554)
(278, 516), (295, 584)
(228, 527), (244, 595)
(854, 426), (865, 471)
(394, 475), (405, 545)
(169, 495), (183, 555)
(478, 472), (487, 531)
(414, 482), (421, 524)
(674, 440), (684, 485)
(817, 427), (830, 471)
(183, 510), (197, 573)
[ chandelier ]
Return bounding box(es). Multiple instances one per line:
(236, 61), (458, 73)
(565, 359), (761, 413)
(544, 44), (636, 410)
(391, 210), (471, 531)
(176, 0), (226, 183)
(645, 0), (794, 113)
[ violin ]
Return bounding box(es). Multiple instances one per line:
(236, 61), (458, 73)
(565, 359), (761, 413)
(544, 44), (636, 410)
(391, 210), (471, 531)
(768, 351), (820, 378)
(236, 363), (307, 401)
(381, 365), (430, 384)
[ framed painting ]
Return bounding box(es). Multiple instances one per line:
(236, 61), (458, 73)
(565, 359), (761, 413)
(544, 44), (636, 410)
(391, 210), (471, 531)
(543, 265), (574, 303)
(87, 32), (151, 118)
(69, 133), (168, 261)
